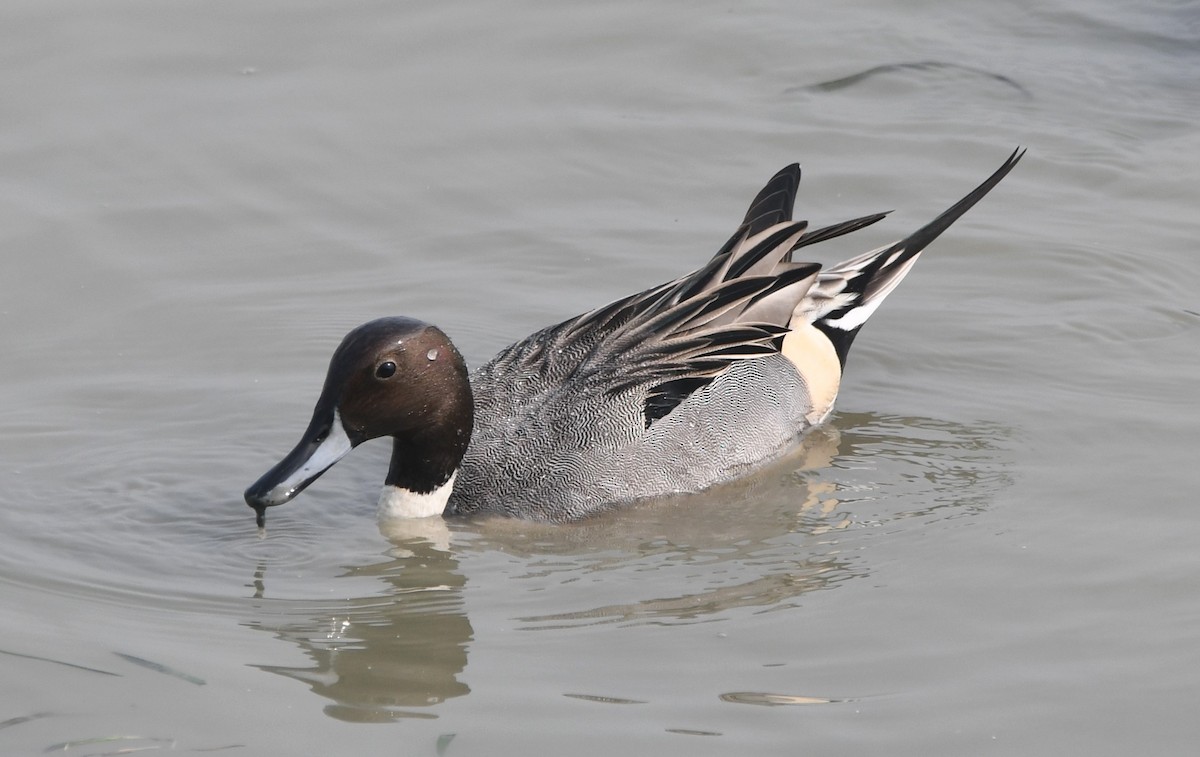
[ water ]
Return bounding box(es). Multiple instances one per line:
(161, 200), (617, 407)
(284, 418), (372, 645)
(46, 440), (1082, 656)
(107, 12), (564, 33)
(2, 0), (1198, 754)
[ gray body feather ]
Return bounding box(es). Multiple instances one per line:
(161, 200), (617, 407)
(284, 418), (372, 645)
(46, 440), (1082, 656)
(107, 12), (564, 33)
(452, 354), (812, 520)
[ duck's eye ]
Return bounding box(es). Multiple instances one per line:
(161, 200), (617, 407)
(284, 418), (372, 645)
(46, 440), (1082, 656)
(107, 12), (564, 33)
(375, 361), (397, 379)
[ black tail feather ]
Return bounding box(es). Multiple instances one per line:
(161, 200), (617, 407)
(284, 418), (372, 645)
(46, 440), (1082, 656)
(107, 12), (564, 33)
(814, 147), (1025, 367)
(741, 163), (800, 237)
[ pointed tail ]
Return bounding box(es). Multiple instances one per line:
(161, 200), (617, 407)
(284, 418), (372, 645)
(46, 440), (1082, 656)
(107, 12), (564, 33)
(806, 147), (1025, 367)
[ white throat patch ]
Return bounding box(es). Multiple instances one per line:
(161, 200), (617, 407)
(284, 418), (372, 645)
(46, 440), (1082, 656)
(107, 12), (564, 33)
(377, 472), (457, 520)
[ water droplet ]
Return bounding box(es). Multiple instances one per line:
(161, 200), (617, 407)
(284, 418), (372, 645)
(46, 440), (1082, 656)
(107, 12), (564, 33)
(427, 348), (439, 361)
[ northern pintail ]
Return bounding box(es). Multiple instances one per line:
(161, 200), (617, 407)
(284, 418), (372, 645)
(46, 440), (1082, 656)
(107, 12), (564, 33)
(245, 149), (1023, 524)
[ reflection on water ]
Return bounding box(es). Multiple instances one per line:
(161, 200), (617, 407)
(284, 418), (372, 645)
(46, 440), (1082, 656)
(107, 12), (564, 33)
(832, 412), (1016, 519)
(245, 537), (471, 723)
(516, 567), (846, 629)
(719, 691), (837, 706)
(238, 414), (1012, 722)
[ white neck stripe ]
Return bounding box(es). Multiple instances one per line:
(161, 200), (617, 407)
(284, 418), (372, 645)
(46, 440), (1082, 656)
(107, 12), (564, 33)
(377, 472), (456, 520)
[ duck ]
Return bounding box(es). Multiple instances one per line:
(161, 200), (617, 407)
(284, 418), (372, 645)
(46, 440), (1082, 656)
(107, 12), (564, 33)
(244, 149), (1023, 525)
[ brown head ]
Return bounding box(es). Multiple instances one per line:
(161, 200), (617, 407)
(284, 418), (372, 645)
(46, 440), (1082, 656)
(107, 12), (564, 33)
(244, 317), (473, 525)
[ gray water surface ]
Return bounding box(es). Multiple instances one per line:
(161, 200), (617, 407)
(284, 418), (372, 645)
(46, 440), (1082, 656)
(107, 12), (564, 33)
(2, 0), (1198, 754)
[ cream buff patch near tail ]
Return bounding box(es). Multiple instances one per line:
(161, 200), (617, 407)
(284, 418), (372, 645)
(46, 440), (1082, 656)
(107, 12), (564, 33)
(781, 322), (842, 426)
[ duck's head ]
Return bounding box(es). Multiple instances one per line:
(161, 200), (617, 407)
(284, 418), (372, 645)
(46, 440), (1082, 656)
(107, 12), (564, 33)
(244, 316), (473, 526)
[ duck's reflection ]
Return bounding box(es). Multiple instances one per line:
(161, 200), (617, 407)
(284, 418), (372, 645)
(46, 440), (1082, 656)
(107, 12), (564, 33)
(243, 414), (1012, 722)
(249, 533), (471, 723)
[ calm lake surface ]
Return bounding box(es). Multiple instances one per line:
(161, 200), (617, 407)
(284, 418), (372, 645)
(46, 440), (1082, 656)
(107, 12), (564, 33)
(2, 0), (1198, 754)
